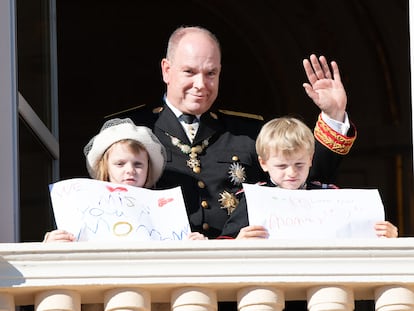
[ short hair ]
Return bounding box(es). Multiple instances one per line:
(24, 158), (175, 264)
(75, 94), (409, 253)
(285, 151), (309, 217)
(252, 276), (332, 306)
(256, 117), (315, 160)
(95, 139), (150, 185)
(166, 26), (221, 61)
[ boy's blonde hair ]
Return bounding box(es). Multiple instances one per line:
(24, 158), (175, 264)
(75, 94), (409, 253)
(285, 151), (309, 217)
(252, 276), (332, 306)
(256, 117), (315, 160)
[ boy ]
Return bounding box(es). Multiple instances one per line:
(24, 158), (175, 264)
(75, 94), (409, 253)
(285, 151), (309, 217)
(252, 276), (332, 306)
(219, 117), (398, 239)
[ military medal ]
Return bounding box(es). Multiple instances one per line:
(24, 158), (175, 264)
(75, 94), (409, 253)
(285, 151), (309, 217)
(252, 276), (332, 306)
(187, 152), (201, 173)
(218, 161), (246, 214)
(165, 133), (209, 173)
(219, 190), (239, 215)
(228, 162), (246, 185)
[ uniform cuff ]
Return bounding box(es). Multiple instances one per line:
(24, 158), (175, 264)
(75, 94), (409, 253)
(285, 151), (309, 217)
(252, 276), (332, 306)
(321, 111), (350, 135)
(314, 113), (357, 155)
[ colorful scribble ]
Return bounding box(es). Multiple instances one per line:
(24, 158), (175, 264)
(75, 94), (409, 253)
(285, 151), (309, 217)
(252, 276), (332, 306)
(158, 197), (174, 207)
(106, 185), (128, 192)
(50, 178), (190, 242)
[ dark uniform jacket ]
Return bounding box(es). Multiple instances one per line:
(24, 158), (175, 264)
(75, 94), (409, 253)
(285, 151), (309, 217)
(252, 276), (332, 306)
(110, 102), (356, 239)
(219, 179), (339, 239)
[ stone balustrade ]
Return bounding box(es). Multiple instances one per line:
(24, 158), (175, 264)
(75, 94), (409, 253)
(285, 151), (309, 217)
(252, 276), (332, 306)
(0, 238), (413, 310)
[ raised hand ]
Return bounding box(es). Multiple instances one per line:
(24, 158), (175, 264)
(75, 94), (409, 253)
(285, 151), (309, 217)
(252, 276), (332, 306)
(303, 54), (347, 122)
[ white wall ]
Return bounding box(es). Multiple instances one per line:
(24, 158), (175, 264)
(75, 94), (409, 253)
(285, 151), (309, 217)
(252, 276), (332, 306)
(0, 0), (19, 242)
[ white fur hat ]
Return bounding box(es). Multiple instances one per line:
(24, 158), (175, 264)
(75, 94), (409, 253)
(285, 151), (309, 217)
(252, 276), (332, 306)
(83, 118), (166, 187)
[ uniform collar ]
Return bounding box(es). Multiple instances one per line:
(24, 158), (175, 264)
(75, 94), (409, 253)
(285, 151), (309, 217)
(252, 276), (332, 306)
(155, 104), (221, 145)
(268, 178), (307, 189)
(164, 99), (201, 120)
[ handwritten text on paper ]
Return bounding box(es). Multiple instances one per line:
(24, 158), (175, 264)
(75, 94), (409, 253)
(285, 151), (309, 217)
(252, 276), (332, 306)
(242, 183), (385, 239)
(49, 178), (190, 241)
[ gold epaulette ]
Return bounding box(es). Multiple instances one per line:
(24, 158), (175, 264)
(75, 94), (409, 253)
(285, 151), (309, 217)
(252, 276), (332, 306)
(152, 106), (164, 113)
(104, 104), (146, 119)
(218, 109), (264, 121)
(314, 113), (356, 155)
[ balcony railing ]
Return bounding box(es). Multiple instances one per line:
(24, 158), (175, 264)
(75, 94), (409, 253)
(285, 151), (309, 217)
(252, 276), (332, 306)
(0, 238), (413, 311)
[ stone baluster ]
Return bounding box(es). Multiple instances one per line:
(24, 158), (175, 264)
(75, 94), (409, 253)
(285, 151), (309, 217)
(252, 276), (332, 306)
(307, 286), (354, 311)
(171, 287), (217, 311)
(375, 285), (414, 311)
(0, 293), (14, 311)
(35, 290), (80, 311)
(104, 288), (150, 311)
(237, 286), (284, 311)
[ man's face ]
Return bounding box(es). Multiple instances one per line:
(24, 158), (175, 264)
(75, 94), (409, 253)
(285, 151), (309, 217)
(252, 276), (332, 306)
(161, 32), (221, 115)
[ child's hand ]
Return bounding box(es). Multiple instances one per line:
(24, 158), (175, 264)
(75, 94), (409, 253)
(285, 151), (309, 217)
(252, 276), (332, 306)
(375, 221), (398, 238)
(236, 225), (269, 240)
(43, 229), (76, 242)
(187, 232), (208, 240)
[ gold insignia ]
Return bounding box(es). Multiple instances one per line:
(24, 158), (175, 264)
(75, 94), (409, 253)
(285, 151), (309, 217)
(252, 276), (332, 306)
(152, 106), (163, 113)
(165, 133), (210, 173)
(228, 162), (246, 185)
(218, 109), (264, 121)
(314, 114), (357, 155)
(210, 112), (218, 119)
(104, 104), (146, 119)
(219, 191), (239, 215)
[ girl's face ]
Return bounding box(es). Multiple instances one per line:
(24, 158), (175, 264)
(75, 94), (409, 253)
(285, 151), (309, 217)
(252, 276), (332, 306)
(106, 142), (149, 187)
(259, 148), (313, 189)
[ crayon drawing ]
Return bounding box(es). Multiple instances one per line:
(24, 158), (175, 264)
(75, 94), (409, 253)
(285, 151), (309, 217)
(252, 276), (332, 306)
(49, 178), (190, 241)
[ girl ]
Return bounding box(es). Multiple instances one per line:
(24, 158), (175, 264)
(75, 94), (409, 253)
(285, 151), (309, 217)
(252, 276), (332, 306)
(44, 118), (205, 241)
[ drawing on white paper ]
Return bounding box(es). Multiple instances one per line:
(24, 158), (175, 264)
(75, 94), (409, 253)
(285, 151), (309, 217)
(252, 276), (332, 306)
(49, 178), (190, 241)
(243, 183), (385, 239)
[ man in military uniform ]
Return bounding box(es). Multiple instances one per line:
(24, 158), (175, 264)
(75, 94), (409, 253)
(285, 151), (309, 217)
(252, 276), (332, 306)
(109, 25), (356, 240)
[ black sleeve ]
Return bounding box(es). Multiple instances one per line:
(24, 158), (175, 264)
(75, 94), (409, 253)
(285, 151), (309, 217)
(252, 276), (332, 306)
(308, 140), (342, 184)
(219, 195), (249, 238)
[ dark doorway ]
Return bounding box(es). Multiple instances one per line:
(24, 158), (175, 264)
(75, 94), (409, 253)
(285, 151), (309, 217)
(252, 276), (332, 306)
(56, 0), (413, 236)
